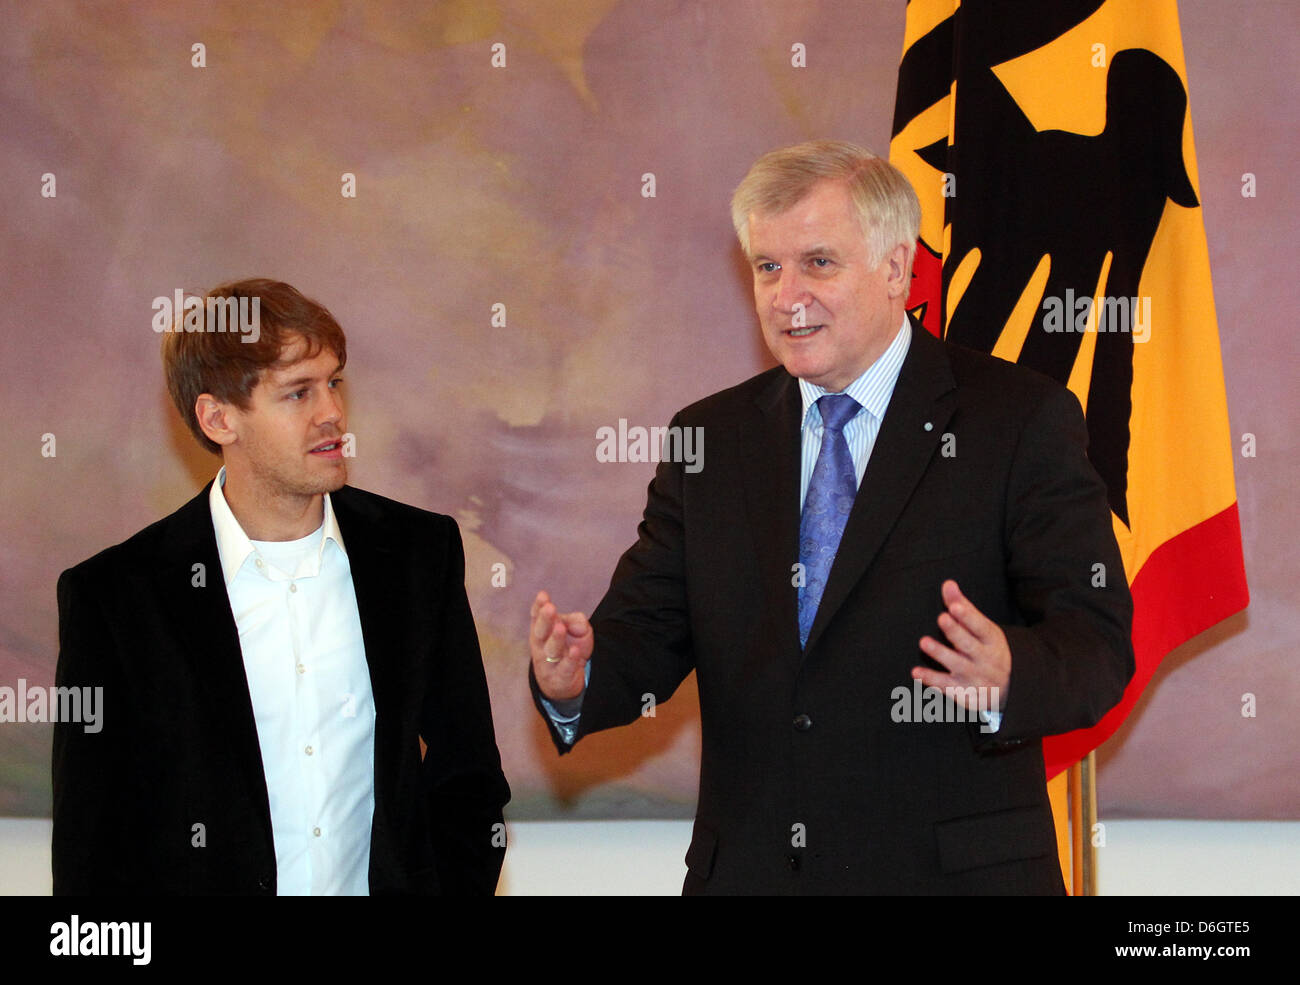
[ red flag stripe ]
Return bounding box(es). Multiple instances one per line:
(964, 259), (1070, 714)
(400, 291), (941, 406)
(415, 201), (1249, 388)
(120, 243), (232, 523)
(1042, 502), (1250, 777)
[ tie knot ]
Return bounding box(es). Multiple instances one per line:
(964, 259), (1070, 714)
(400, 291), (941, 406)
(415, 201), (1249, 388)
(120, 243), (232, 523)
(817, 393), (860, 432)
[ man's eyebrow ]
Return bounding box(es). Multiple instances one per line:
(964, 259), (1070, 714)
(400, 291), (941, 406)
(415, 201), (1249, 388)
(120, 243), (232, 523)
(748, 246), (841, 264)
(274, 363), (344, 389)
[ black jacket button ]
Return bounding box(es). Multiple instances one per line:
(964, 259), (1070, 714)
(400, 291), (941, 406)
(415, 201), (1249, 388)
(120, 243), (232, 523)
(792, 714), (812, 731)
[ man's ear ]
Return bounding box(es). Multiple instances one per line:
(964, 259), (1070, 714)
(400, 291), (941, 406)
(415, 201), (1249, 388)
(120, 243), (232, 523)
(195, 394), (239, 448)
(885, 242), (913, 300)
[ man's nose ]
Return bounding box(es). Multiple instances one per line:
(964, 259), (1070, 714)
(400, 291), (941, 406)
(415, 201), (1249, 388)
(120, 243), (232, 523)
(773, 269), (810, 313)
(318, 388), (344, 427)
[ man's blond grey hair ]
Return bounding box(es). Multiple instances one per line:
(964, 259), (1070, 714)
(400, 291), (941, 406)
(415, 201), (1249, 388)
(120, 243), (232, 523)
(731, 140), (921, 275)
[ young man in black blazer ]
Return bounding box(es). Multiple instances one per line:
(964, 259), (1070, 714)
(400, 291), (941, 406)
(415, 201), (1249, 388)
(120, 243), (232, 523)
(53, 279), (509, 895)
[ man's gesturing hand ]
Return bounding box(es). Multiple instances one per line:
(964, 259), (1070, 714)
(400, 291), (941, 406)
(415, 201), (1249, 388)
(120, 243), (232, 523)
(913, 579), (1011, 711)
(530, 590), (594, 702)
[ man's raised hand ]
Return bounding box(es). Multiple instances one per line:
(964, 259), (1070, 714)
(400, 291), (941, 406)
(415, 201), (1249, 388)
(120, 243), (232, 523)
(529, 590), (593, 701)
(913, 579), (1011, 711)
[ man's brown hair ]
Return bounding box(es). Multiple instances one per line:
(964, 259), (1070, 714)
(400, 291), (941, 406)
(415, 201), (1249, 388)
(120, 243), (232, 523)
(162, 278), (347, 454)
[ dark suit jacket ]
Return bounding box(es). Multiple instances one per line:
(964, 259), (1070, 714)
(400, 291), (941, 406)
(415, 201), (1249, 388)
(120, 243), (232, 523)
(53, 483), (510, 895)
(533, 319), (1133, 894)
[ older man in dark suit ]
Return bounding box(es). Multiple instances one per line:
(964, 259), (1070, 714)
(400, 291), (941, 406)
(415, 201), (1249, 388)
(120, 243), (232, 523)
(529, 141), (1133, 894)
(53, 279), (509, 895)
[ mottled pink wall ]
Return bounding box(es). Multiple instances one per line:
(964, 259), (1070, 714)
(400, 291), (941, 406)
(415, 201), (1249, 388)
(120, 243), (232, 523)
(0, 1), (1295, 820)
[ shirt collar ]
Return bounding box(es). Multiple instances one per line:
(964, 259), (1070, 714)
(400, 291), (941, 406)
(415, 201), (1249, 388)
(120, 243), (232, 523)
(798, 313), (912, 428)
(209, 466), (347, 586)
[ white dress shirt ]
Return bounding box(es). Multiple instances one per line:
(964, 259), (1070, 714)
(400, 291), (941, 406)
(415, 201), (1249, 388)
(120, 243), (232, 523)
(209, 467), (377, 895)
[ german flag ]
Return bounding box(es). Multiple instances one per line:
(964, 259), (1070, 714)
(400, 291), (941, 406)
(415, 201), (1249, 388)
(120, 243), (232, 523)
(889, 0), (1249, 780)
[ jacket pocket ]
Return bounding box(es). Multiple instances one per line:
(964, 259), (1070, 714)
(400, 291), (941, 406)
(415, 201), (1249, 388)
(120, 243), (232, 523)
(684, 821), (718, 880)
(934, 804), (1056, 874)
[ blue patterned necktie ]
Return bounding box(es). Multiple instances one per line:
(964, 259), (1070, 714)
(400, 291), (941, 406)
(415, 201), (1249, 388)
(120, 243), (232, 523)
(798, 394), (861, 647)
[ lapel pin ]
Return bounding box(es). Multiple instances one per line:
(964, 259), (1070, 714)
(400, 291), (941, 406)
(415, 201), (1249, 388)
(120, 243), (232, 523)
(923, 422), (933, 431)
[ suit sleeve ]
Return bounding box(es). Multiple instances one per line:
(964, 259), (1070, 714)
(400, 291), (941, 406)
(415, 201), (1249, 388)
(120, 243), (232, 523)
(51, 564), (130, 894)
(983, 384), (1135, 746)
(532, 414), (698, 751)
(420, 516), (511, 895)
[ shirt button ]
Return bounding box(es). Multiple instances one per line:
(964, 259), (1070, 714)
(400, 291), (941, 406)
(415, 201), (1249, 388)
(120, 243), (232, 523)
(297, 663), (306, 675)
(255, 558), (264, 568)
(793, 714), (812, 731)
(313, 827), (321, 837)
(289, 583), (298, 593)
(305, 745), (313, 756)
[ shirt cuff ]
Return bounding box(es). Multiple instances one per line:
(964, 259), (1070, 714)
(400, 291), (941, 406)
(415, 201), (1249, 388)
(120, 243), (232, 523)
(538, 663), (590, 744)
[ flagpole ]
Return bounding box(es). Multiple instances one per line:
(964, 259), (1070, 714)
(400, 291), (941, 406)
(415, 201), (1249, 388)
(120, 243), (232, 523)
(1069, 761), (1083, 895)
(1082, 750), (1098, 896)
(1067, 753), (1099, 896)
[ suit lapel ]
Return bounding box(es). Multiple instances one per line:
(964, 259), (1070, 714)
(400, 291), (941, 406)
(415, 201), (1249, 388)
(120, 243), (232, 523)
(157, 486), (273, 832)
(803, 322), (958, 655)
(329, 488), (403, 723)
(742, 370), (804, 656)
(329, 486), (406, 887)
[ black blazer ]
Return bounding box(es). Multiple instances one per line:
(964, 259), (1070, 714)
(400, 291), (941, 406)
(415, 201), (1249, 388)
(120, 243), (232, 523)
(53, 484), (510, 895)
(534, 320), (1134, 894)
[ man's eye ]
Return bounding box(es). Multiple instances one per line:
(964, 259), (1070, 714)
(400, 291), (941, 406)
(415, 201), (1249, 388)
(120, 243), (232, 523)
(810, 257), (831, 268)
(288, 389), (306, 400)
(329, 378), (343, 389)
(757, 262), (779, 274)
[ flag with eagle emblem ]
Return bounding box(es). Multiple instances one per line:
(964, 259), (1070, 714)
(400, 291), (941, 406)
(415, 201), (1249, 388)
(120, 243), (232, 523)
(889, 0), (1249, 779)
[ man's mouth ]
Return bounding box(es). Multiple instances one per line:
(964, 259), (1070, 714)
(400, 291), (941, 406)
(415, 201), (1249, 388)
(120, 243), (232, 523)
(310, 439), (343, 457)
(786, 325), (824, 338)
